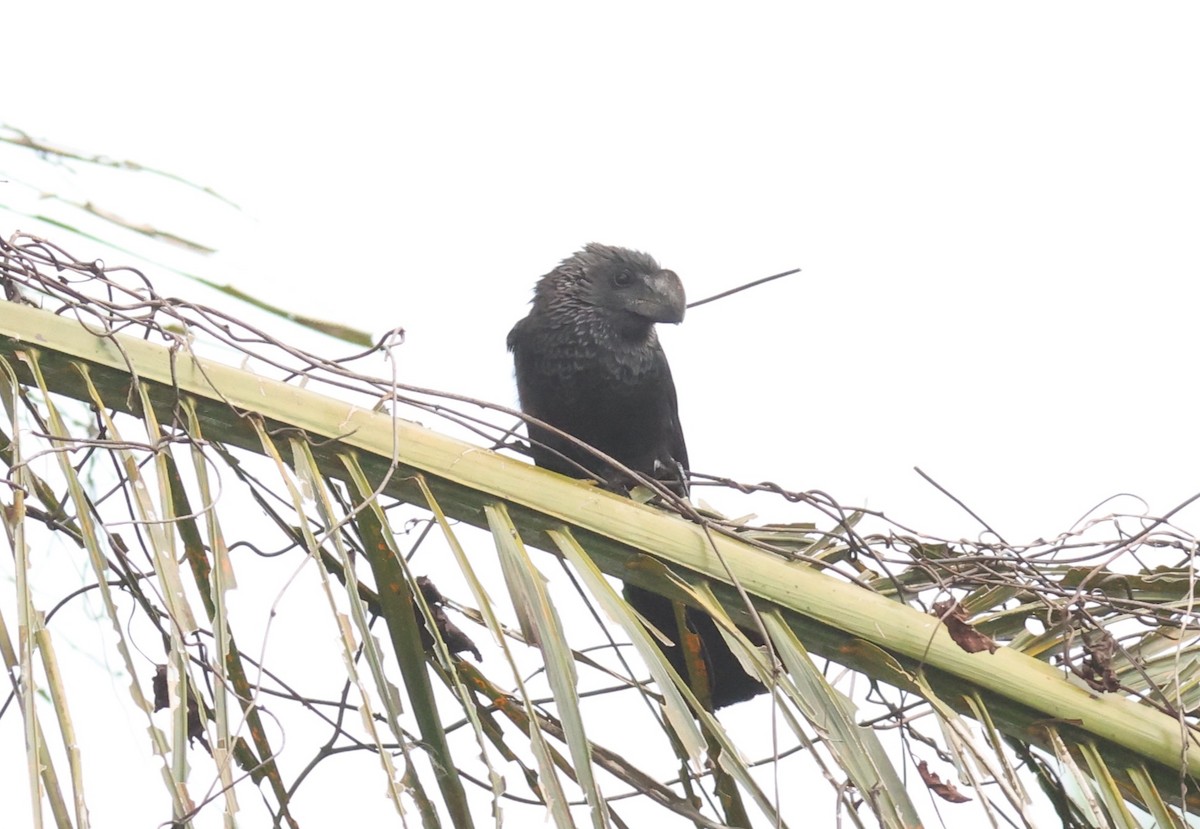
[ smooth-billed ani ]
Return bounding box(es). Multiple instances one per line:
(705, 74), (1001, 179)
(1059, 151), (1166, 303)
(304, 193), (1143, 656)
(508, 243), (765, 708)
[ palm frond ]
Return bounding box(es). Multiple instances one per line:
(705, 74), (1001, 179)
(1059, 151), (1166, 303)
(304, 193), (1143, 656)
(4, 231), (1200, 827)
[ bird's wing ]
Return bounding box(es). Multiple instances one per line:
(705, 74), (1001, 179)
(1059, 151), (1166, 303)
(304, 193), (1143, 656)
(655, 347), (690, 493)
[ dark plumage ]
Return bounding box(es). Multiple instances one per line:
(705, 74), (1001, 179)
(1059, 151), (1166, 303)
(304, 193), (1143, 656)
(508, 243), (688, 488)
(508, 243), (765, 708)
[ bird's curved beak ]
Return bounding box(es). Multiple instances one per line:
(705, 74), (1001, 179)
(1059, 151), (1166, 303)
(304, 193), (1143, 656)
(634, 269), (687, 324)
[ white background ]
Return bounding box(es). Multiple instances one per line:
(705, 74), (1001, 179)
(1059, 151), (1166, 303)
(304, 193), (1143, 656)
(3, 3), (1200, 827)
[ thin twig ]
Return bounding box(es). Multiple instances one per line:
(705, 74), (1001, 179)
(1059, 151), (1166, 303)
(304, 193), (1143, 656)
(687, 267), (799, 309)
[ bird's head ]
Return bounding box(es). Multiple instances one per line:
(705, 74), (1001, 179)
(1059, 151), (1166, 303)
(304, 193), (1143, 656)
(542, 243), (687, 329)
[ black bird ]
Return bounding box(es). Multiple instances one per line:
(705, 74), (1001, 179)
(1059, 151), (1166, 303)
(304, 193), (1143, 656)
(507, 243), (765, 708)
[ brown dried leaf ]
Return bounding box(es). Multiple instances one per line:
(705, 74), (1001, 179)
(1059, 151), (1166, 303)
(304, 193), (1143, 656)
(917, 760), (972, 803)
(1079, 628), (1121, 693)
(152, 664), (169, 711)
(151, 665), (211, 754)
(933, 600), (998, 655)
(416, 576), (482, 661)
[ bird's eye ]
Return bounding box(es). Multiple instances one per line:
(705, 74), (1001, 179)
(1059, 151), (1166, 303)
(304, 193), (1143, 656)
(613, 270), (634, 287)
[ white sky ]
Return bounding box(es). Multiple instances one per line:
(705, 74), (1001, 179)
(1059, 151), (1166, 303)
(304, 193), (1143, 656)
(4, 3), (1200, 827)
